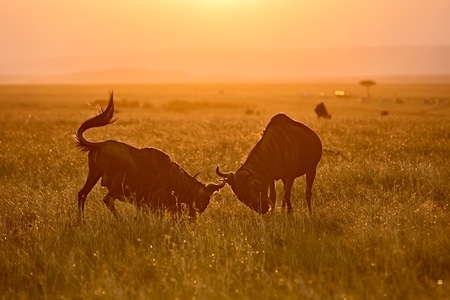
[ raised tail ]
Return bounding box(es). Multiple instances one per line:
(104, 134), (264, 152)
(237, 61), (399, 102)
(76, 92), (117, 152)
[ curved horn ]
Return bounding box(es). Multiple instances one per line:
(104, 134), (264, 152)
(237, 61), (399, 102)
(205, 180), (226, 193)
(216, 166), (232, 178)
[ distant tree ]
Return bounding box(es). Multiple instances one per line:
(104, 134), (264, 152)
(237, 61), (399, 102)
(360, 80), (376, 98)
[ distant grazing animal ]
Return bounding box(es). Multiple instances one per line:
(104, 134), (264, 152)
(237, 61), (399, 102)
(315, 102), (332, 119)
(380, 110), (389, 116)
(216, 113), (322, 214)
(76, 93), (225, 218)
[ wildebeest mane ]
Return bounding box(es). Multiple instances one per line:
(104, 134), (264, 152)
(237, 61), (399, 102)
(168, 161), (203, 199)
(129, 147), (220, 214)
(138, 148), (204, 201)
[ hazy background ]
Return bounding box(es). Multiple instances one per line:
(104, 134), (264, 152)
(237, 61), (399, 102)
(1, 0), (450, 83)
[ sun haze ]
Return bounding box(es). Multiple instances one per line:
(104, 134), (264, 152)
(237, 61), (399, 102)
(1, 0), (449, 82)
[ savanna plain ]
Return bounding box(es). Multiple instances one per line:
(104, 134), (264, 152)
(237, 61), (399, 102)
(0, 83), (449, 299)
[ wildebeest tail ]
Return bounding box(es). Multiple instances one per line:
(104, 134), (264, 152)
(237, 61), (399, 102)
(76, 92), (116, 152)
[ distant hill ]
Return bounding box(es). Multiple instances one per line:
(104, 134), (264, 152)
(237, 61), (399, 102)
(1, 46), (449, 83)
(50, 69), (192, 84)
(0, 69), (249, 84)
(0, 69), (190, 84)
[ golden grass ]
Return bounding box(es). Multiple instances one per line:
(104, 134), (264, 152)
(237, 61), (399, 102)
(0, 83), (449, 299)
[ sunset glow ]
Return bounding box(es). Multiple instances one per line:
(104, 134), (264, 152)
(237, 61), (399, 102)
(0, 0), (449, 82)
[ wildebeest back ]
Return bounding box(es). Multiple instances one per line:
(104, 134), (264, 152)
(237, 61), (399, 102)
(245, 113), (322, 181)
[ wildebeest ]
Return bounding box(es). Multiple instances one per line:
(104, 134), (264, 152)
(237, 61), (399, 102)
(76, 92), (225, 218)
(216, 113), (322, 214)
(315, 102), (332, 119)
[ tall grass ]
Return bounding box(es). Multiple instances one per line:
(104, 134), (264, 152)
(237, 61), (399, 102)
(0, 84), (449, 299)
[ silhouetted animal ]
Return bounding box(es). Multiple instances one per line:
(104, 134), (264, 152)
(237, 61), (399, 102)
(216, 113), (322, 214)
(380, 110), (389, 116)
(315, 102), (332, 119)
(76, 93), (224, 218)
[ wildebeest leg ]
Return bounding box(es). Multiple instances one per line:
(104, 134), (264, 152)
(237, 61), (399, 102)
(103, 192), (119, 217)
(102, 173), (130, 217)
(281, 178), (294, 213)
(78, 168), (102, 215)
(269, 180), (276, 208)
(305, 169), (317, 214)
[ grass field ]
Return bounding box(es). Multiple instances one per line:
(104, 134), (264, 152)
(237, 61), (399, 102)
(0, 83), (449, 299)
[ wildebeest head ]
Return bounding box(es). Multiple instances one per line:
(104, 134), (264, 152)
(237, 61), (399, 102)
(216, 166), (271, 214)
(190, 181), (227, 214)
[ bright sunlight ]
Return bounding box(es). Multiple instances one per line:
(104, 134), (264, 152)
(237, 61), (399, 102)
(187, 0), (265, 10)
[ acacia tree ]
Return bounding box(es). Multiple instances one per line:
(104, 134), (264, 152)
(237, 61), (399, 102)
(360, 80), (376, 98)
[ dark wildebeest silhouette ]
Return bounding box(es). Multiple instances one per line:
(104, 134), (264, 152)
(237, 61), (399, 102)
(76, 93), (225, 218)
(216, 113), (322, 214)
(315, 102), (332, 119)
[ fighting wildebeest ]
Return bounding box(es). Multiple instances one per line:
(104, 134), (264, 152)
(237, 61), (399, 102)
(76, 93), (225, 218)
(216, 113), (322, 214)
(315, 102), (332, 119)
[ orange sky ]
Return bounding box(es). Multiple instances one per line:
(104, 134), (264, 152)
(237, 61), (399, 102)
(1, 0), (450, 81)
